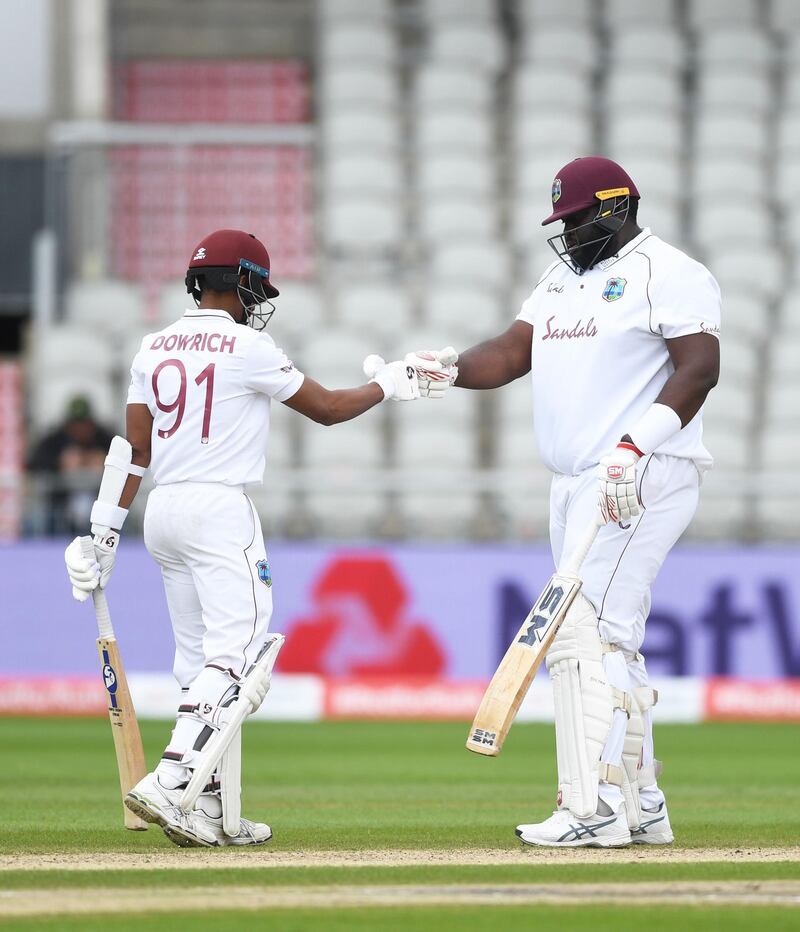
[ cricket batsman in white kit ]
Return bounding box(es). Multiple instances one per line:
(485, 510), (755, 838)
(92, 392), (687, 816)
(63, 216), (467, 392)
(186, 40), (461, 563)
(405, 157), (721, 847)
(64, 229), (419, 847)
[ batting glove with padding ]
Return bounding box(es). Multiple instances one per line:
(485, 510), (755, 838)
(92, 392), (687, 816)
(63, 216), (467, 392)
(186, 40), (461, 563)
(597, 443), (641, 524)
(404, 347), (458, 399)
(363, 355), (420, 401)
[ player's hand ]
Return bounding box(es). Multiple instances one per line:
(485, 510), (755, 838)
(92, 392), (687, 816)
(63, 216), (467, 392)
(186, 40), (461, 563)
(363, 355), (420, 401)
(597, 444), (641, 524)
(404, 347), (458, 399)
(64, 536), (100, 602)
(91, 526), (120, 589)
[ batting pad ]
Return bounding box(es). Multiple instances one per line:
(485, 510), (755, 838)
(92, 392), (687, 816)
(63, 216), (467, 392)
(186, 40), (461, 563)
(546, 594), (615, 819)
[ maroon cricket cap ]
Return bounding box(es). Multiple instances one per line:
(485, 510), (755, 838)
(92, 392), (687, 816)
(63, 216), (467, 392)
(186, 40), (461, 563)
(187, 229), (279, 298)
(542, 156), (640, 226)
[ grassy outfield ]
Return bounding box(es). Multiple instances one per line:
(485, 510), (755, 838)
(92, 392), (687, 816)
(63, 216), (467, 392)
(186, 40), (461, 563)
(1, 718), (797, 852)
(1, 718), (797, 930)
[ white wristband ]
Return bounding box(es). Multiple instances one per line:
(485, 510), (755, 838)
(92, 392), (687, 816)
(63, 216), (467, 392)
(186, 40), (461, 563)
(370, 371), (395, 400)
(90, 500), (129, 530)
(628, 403), (682, 455)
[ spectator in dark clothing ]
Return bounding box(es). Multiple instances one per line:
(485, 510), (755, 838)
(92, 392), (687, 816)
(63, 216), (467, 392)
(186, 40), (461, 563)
(27, 396), (115, 534)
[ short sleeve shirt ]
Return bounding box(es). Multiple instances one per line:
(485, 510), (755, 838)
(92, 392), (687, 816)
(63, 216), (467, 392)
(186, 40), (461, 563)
(516, 229), (721, 476)
(127, 309), (304, 485)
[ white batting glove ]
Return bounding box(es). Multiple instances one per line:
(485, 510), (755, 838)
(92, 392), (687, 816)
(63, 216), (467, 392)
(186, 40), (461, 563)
(363, 355), (420, 401)
(597, 444), (641, 524)
(404, 347), (458, 399)
(64, 529), (120, 602)
(91, 525), (120, 589)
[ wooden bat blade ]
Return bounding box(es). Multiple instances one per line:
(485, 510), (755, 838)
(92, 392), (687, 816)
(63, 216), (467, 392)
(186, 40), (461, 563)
(97, 637), (149, 830)
(466, 572), (583, 756)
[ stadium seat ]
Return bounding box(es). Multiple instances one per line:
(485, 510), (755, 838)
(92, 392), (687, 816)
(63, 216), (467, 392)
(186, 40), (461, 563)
(420, 0), (497, 21)
(695, 68), (772, 116)
(692, 158), (765, 201)
(777, 110), (800, 160)
(418, 196), (499, 242)
(28, 324), (114, 379)
(768, 336), (800, 383)
(688, 470), (749, 541)
(605, 68), (683, 113)
(414, 63), (494, 109)
(761, 428), (800, 470)
(296, 332), (376, 388)
(30, 371), (120, 432)
(716, 295), (772, 340)
(319, 65), (399, 110)
(415, 109), (494, 156)
(417, 155), (496, 198)
(517, 28), (597, 73)
(273, 281), (327, 340)
(693, 203), (772, 250)
(326, 154), (404, 198)
(429, 240), (513, 291)
(512, 199), (555, 247)
(688, 0), (759, 28)
(605, 0), (675, 25)
(610, 28), (685, 71)
(324, 197), (404, 253)
(336, 282), (414, 346)
(427, 23), (506, 73)
(695, 28), (772, 70)
(322, 106), (401, 154)
(158, 281), (192, 328)
(695, 113), (770, 159)
(517, 0), (593, 27)
(607, 112), (683, 158)
(317, 0), (393, 21)
(702, 381), (755, 429)
(777, 295), (800, 335)
(616, 155), (681, 202)
(514, 151), (577, 198)
(64, 280), (144, 340)
(704, 246), (783, 305)
(519, 237), (559, 282)
(421, 283), (503, 341)
(513, 112), (592, 155)
(319, 23), (398, 66)
(513, 64), (591, 113)
(765, 382), (800, 428)
(772, 0), (800, 29)
(303, 417), (384, 468)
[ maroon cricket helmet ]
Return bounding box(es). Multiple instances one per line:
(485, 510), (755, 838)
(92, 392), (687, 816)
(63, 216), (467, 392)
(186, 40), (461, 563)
(542, 157), (640, 226)
(187, 229), (279, 298)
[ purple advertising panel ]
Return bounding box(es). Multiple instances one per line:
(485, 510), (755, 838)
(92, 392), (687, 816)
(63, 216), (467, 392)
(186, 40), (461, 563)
(3, 541), (800, 679)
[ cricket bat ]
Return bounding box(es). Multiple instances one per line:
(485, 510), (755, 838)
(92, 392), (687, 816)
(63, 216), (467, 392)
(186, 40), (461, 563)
(80, 538), (148, 830)
(466, 516), (602, 757)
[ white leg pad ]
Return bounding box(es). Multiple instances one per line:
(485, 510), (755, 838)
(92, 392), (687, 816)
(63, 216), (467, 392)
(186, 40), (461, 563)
(621, 687), (658, 829)
(546, 594), (614, 819)
(220, 707), (242, 837)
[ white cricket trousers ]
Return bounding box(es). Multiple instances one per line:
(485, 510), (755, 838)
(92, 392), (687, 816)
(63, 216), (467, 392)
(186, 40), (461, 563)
(144, 482), (273, 688)
(550, 453), (700, 656)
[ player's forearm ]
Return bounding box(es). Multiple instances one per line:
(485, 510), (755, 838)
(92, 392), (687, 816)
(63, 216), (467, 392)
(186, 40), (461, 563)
(653, 366), (718, 428)
(455, 339), (532, 389)
(308, 383), (386, 426)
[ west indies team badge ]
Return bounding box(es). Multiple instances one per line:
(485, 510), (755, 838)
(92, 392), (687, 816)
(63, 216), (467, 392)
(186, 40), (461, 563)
(256, 558), (272, 587)
(602, 277), (627, 302)
(552, 178), (562, 203)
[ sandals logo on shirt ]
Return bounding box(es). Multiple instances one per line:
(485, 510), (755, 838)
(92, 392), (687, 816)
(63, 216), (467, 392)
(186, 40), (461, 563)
(602, 277), (627, 302)
(256, 558), (272, 587)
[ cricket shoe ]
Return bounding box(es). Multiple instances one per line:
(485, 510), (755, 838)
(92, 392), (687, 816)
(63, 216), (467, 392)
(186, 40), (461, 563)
(630, 801), (674, 845)
(516, 800), (631, 848)
(163, 811), (272, 848)
(125, 772), (217, 847)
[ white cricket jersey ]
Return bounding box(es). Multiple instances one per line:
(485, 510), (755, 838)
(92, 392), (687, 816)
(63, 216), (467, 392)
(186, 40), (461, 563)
(516, 229), (721, 477)
(127, 309), (304, 485)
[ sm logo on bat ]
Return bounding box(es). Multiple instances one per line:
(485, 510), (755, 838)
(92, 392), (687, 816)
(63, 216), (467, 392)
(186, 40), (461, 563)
(517, 584), (565, 647)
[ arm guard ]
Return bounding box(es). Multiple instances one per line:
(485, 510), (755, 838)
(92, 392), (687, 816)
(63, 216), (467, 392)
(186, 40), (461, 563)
(90, 436), (147, 531)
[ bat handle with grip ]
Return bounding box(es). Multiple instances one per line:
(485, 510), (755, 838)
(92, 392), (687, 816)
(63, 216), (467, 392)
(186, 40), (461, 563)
(80, 535), (114, 639)
(559, 513), (603, 579)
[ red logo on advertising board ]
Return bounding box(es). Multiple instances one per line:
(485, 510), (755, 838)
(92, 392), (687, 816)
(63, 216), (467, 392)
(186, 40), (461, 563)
(279, 555), (446, 676)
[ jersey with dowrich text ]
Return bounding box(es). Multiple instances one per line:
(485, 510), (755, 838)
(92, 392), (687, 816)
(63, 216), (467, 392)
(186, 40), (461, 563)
(126, 308), (304, 485)
(516, 228), (721, 477)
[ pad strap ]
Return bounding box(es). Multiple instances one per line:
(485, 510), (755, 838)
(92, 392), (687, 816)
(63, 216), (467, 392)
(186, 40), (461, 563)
(598, 762), (623, 786)
(105, 453), (146, 477)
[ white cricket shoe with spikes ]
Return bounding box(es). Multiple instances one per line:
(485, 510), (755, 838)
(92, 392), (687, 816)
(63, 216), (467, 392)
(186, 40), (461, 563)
(630, 801), (674, 845)
(164, 813), (273, 848)
(516, 800), (631, 848)
(125, 772), (218, 847)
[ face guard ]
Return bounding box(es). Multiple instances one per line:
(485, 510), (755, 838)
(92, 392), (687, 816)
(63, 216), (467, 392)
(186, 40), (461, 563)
(237, 257), (275, 331)
(185, 257), (276, 330)
(546, 192), (631, 276)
